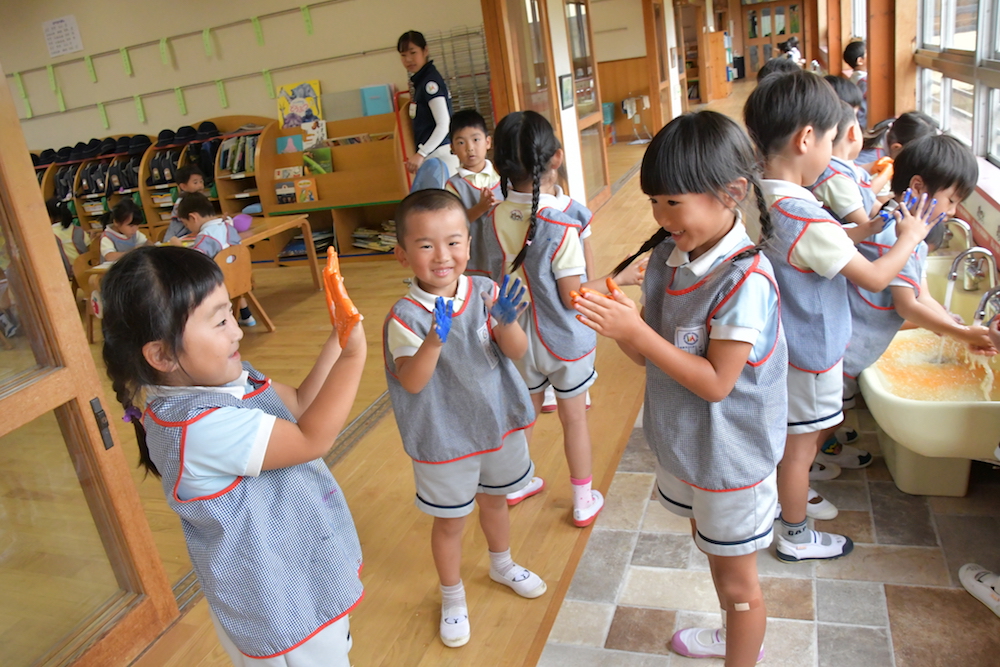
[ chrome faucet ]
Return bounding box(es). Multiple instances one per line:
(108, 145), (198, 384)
(940, 218), (972, 251)
(974, 285), (1000, 325)
(948, 247), (997, 292)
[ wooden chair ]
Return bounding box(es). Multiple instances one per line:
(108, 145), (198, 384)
(72, 249), (101, 343)
(215, 245), (275, 332)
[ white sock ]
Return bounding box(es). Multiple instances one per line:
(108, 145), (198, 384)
(489, 549), (515, 577)
(441, 580), (466, 610)
(571, 475), (594, 509)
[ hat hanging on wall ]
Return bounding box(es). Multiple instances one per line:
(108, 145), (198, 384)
(115, 137), (131, 155)
(175, 125), (197, 143)
(99, 138), (117, 156)
(155, 129), (176, 147)
(128, 135), (152, 156)
(39, 149), (56, 165)
(196, 121), (219, 141)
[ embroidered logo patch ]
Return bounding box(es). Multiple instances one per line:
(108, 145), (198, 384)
(426, 81), (439, 95)
(510, 210), (523, 221)
(675, 325), (706, 356)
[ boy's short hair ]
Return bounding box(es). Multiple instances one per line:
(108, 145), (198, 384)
(891, 135), (978, 201)
(745, 69), (841, 158)
(450, 109), (488, 139)
(824, 75), (863, 108)
(844, 40), (866, 68)
(886, 111), (938, 148)
(175, 165), (203, 186)
(833, 101), (859, 146)
(177, 191), (215, 220)
(924, 219), (946, 251)
(394, 189), (467, 248)
(756, 57), (800, 82)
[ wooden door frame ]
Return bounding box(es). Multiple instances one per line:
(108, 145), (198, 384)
(741, 0), (807, 76)
(0, 62), (178, 665)
(569, 0), (611, 210)
(642, 0), (671, 133)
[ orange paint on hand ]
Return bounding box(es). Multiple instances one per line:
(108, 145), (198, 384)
(606, 277), (621, 294)
(323, 247), (362, 347)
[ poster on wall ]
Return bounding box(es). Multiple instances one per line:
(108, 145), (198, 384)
(43, 15), (84, 58)
(277, 80), (323, 128)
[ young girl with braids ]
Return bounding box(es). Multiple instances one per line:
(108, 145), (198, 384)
(101, 246), (366, 666)
(488, 110), (643, 526)
(573, 111), (787, 666)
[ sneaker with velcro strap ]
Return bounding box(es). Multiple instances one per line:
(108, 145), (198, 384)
(776, 529), (853, 562)
(670, 627), (764, 662)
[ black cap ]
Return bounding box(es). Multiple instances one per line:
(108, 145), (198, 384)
(176, 125), (197, 143)
(84, 138), (102, 159)
(56, 146), (72, 162)
(115, 137), (131, 154)
(98, 138), (117, 155)
(39, 149), (56, 165)
(31, 153), (39, 166)
(70, 142), (87, 161)
(155, 129), (176, 147)
(196, 121), (219, 141)
(129, 135), (152, 156)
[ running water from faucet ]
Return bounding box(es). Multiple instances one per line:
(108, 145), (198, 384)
(935, 280), (959, 362)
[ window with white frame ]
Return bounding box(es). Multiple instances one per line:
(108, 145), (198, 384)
(916, 0), (1000, 168)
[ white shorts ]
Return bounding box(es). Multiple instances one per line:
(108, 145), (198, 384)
(787, 362), (845, 434)
(210, 607), (352, 667)
(654, 463), (777, 557)
(515, 320), (597, 398)
(842, 375), (860, 410)
(412, 429), (534, 518)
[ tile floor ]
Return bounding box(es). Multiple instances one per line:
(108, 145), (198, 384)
(541, 409), (1000, 666)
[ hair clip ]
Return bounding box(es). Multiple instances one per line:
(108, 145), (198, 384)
(122, 406), (142, 423)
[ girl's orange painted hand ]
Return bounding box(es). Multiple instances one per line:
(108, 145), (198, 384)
(614, 256), (649, 287)
(572, 280), (644, 342)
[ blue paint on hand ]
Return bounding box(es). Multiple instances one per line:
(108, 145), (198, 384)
(490, 275), (527, 326)
(434, 296), (454, 343)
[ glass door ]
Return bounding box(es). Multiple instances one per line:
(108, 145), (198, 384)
(566, 0), (610, 208)
(506, 0), (560, 124)
(743, 0), (804, 77)
(0, 60), (177, 666)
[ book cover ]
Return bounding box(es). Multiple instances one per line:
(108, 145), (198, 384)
(276, 134), (304, 154)
(274, 166), (303, 180)
(303, 148), (333, 175)
(295, 178), (318, 203)
(302, 120), (327, 149)
(275, 181), (296, 205)
(277, 80), (322, 128)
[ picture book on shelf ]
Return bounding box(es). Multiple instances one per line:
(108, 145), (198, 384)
(303, 148), (332, 175)
(295, 178), (318, 203)
(275, 181), (296, 205)
(277, 80), (322, 128)
(274, 166), (303, 180)
(328, 134), (371, 146)
(277, 135), (304, 154)
(302, 120), (327, 149)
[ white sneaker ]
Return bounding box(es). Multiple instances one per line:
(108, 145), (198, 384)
(238, 314), (257, 327)
(439, 606), (471, 647)
(670, 627), (764, 662)
(806, 488), (839, 520)
(809, 460), (842, 481)
(818, 437), (873, 469)
(506, 476), (545, 506)
(572, 489), (604, 527)
(541, 385), (557, 413)
(489, 565), (547, 598)
(776, 529), (853, 562)
(959, 564), (1000, 618)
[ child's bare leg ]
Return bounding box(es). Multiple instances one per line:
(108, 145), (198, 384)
(477, 493), (510, 552)
(238, 296), (249, 310)
(709, 552), (766, 667)
(556, 392), (591, 480)
(776, 431), (821, 524)
(431, 516), (466, 586)
(524, 391), (544, 444)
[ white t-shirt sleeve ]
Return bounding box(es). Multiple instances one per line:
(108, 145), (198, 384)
(418, 96), (451, 156)
(175, 407), (276, 500)
(812, 173), (865, 220)
(709, 271), (780, 363)
(789, 223), (858, 279)
(552, 226), (587, 280)
(100, 235), (115, 260)
(387, 316), (425, 361)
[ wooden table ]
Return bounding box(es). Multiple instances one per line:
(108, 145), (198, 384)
(239, 214), (321, 290)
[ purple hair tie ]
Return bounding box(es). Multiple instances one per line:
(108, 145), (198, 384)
(123, 406), (143, 423)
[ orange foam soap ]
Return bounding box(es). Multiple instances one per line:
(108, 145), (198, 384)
(323, 247), (362, 347)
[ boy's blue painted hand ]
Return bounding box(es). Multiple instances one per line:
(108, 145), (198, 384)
(489, 275), (528, 326)
(433, 296), (454, 343)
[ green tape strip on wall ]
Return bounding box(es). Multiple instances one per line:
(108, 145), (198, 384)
(175, 87), (187, 115)
(121, 48), (133, 76)
(84, 56), (97, 83)
(46, 64), (56, 91)
(160, 38), (171, 66)
(252, 17), (264, 45)
(262, 69), (275, 99)
(301, 6), (313, 35)
(97, 102), (109, 129)
(13, 72), (25, 98)
(23, 98), (32, 119)
(216, 80), (228, 108)
(134, 95), (146, 123)
(203, 28), (213, 57)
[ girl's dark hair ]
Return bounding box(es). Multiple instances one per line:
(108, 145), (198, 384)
(833, 100), (859, 146)
(863, 116), (895, 151)
(744, 69), (840, 159)
(46, 197), (73, 229)
(823, 75), (863, 109)
(101, 246), (225, 477)
(397, 30), (427, 52)
(492, 110), (562, 271)
(886, 110), (938, 148)
(890, 134), (978, 201)
(100, 197), (143, 228)
(756, 57), (799, 82)
(613, 111), (773, 275)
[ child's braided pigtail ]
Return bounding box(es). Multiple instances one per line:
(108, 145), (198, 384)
(612, 228), (669, 277)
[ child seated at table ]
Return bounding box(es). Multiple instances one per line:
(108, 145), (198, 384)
(174, 192), (256, 327)
(164, 166), (206, 241)
(100, 199), (147, 262)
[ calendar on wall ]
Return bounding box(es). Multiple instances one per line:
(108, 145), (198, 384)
(43, 15), (84, 58)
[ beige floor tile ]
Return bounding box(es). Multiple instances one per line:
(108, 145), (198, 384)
(619, 566), (720, 612)
(760, 576), (815, 620)
(816, 545), (950, 586)
(641, 503), (692, 534)
(597, 473), (656, 531)
(761, 618), (818, 667)
(548, 600), (617, 647)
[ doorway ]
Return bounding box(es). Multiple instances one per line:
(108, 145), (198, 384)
(743, 0), (804, 76)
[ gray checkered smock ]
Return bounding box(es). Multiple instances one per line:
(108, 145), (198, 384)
(763, 196), (852, 372)
(447, 174), (505, 279)
(843, 229), (926, 378)
(644, 240), (788, 490)
(384, 275), (535, 463)
(143, 364), (364, 658)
